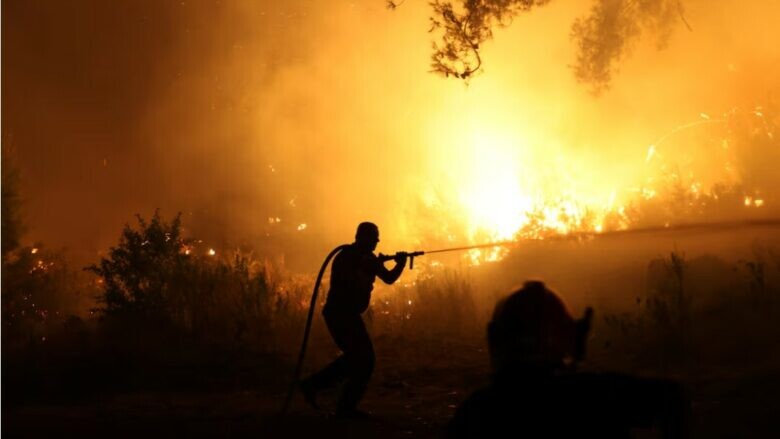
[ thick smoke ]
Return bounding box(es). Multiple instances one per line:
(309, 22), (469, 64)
(3, 0), (779, 271)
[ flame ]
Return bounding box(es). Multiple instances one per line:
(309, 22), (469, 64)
(457, 130), (532, 241)
(414, 97), (772, 265)
(414, 82), (648, 258)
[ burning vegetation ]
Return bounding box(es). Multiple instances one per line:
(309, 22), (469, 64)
(3, 0), (780, 437)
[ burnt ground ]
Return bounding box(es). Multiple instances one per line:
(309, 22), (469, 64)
(5, 337), (780, 438)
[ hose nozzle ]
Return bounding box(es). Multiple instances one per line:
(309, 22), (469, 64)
(379, 250), (425, 269)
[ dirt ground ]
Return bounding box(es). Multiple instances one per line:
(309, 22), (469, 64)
(3, 364), (478, 438)
(5, 342), (780, 438)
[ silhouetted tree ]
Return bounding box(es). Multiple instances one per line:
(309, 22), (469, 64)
(87, 211), (286, 345)
(2, 244), (85, 346)
(428, 0), (551, 80)
(571, 0), (686, 93)
(87, 211), (191, 321)
(400, 0), (690, 93)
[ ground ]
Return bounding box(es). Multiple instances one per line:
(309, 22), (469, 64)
(5, 339), (780, 438)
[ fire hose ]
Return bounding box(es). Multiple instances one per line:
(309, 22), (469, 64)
(280, 217), (780, 415)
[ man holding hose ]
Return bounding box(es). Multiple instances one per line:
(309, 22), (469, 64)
(299, 222), (408, 419)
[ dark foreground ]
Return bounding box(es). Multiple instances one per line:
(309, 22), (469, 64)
(5, 342), (780, 439)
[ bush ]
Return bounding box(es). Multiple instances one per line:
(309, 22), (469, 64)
(87, 210), (311, 351)
(2, 245), (91, 349)
(371, 267), (482, 342)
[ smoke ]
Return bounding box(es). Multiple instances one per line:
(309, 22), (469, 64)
(3, 0), (779, 270)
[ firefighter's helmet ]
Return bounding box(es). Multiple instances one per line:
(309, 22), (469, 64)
(488, 281), (577, 371)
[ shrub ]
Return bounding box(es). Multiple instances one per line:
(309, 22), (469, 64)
(2, 245), (90, 349)
(87, 210), (311, 351)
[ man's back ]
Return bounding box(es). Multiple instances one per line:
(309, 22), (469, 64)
(325, 244), (378, 314)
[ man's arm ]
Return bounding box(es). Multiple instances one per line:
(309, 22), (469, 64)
(376, 252), (407, 284)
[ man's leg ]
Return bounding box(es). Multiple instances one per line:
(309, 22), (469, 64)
(334, 314), (375, 414)
(303, 355), (348, 391)
(298, 310), (354, 408)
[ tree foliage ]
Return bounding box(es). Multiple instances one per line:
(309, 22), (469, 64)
(419, 0), (689, 93)
(2, 244), (86, 346)
(87, 211), (304, 346)
(428, 0), (551, 80)
(87, 211), (191, 320)
(571, 0), (684, 93)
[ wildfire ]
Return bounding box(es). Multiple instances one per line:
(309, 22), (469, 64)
(29, 259), (55, 274)
(457, 143), (532, 240)
(417, 100), (773, 265)
(745, 196), (765, 208)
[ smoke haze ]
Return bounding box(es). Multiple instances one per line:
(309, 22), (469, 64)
(4, 0), (779, 269)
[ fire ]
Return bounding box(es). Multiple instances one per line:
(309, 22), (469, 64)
(458, 131), (532, 241)
(745, 197), (766, 208)
(467, 246), (506, 265)
(415, 96), (772, 265)
(415, 82), (645, 258)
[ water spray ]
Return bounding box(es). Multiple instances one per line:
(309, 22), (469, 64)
(280, 217), (780, 415)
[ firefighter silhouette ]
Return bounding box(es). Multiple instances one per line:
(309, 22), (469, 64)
(299, 222), (407, 418)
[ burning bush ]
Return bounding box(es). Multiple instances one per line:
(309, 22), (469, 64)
(1, 244), (92, 349)
(372, 267), (483, 342)
(87, 210), (311, 350)
(87, 211), (191, 322)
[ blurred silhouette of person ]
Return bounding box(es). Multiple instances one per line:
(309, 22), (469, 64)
(446, 280), (689, 438)
(299, 222), (407, 419)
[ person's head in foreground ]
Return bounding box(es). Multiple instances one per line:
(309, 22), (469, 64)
(487, 280), (591, 375)
(447, 281), (688, 438)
